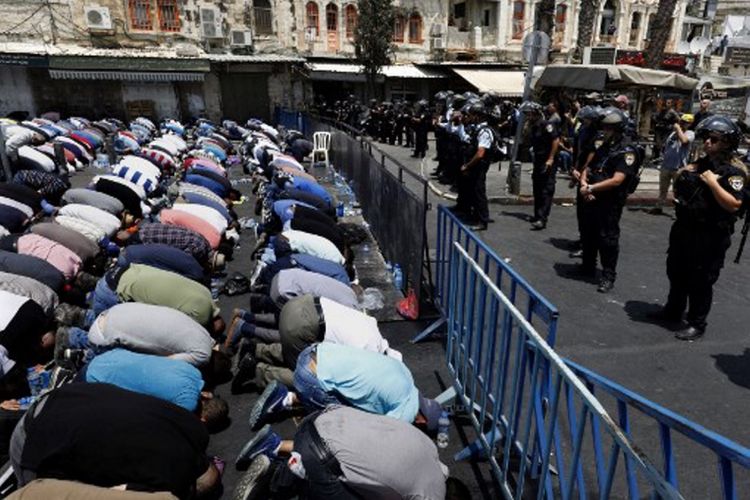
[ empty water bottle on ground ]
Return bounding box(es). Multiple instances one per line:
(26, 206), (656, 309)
(437, 411), (450, 448)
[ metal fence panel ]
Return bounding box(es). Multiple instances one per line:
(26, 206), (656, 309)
(446, 242), (683, 500)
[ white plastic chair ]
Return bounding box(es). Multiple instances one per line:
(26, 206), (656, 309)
(312, 131), (331, 168)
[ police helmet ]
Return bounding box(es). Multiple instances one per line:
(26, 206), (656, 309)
(451, 95), (467, 110)
(467, 102), (487, 117)
(434, 91), (448, 102)
(695, 115), (742, 150)
(445, 90), (455, 98)
(577, 106), (601, 122)
(599, 107), (627, 130)
(462, 91), (479, 101)
(518, 101), (543, 114)
(481, 91), (501, 106)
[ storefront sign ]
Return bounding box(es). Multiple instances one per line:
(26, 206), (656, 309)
(727, 47), (750, 65)
(0, 53), (48, 67)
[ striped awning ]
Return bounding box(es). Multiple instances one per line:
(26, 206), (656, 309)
(48, 69), (205, 82)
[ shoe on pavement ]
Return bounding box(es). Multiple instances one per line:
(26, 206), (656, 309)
(233, 455), (272, 500)
(235, 425), (281, 470)
(597, 279), (614, 293)
(231, 352), (258, 395)
(469, 222), (488, 231)
(675, 325), (705, 342)
(530, 220), (546, 231)
(569, 249), (583, 258)
(248, 380), (289, 430)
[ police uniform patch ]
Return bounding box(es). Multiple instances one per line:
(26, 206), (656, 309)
(546, 124), (554, 133)
(624, 152), (636, 167)
(728, 175), (745, 192)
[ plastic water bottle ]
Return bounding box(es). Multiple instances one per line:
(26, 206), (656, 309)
(385, 262), (393, 283)
(437, 411), (450, 448)
(336, 202), (344, 217)
(18, 396), (35, 411)
(393, 264), (404, 291)
(27, 368), (44, 397)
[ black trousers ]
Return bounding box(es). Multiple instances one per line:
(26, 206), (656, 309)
(270, 416), (358, 500)
(581, 199), (624, 281)
(532, 161), (557, 223)
(457, 161), (490, 224)
(665, 221), (731, 328)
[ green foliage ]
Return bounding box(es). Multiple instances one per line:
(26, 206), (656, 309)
(354, 0), (395, 96)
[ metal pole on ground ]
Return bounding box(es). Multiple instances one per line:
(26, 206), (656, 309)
(506, 31), (550, 195)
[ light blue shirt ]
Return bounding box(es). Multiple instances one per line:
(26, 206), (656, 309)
(85, 348), (204, 411)
(316, 343), (420, 422)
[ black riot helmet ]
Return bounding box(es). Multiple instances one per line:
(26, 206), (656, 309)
(450, 94), (467, 110)
(695, 115), (742, 151)
(577, 105), (601, 122)
(462, 91), (479, 101)
(467, 102), (488, 118)
(434, 91), (448, 102)
(599, 107), (627, 130)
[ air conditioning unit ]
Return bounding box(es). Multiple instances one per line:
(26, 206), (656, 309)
(230, 30), (253, 47)
(200, 8), (223, 39)
(85, 6), (112, 30)
(583, 46), (616, 64)
(432, 37), (446, 49)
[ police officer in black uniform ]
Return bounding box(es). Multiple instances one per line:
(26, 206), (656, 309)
(579, 107), (639, 293)
(412, 100), (430, 158)
(653, 115), (747, 341)
(569, 106), (601, 258)
(459, 103), (495, 231)
(521, 101), (560, 230)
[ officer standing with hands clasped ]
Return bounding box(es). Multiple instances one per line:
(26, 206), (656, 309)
(651, 116), (747, 341)
(521, 101), (560, 231)
(459, 103), (495, 231)
(579, 107), (639, 293)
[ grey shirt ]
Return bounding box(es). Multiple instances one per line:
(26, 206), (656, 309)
(0, 272), (58, 316)
(62, 188), (124, 215)
(88, 303), (215, 366)
(270, 269), (359, 309)
(30, 223), (99, 262)
(313, 406), (448, 500)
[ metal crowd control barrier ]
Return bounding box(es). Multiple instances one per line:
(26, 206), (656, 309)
(566, 361), (750, 499)
(275, 109), (433, 308)
(412, 204), (559, 344)
(446, 242), (682, 499)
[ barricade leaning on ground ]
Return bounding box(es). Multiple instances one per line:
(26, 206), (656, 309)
(437, 207), (750, 497)
(446, 242), (682, 499)
(413, 204), (559, 345)
(276, 108), (432, 310)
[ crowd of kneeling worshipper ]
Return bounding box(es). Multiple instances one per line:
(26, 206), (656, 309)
(0, 113), (469, 500)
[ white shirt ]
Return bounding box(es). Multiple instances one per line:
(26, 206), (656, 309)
(476, 123), (494, 149)
(160, 133), (187, 152)
(0, 289), (29, 332)
(172, 203), (228, 233)
(59, 203), (121, 237)
(4, 125), (36, 157)
(55, 215), (107, 243)
(282, 229), (345, 264)
(18, 145), (56, 173)
(119, 155), (162, 180)
(94, 175), (147, 200)
(320, 297), (401, 360)
(149, 138), (180, 157)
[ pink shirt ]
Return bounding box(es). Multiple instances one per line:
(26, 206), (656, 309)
(17, 234), (82, 280)
(159, 209), (221, 249)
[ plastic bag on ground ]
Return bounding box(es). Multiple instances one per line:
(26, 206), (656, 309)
(397, 288), (419, 320)
(360, 287), (385, 311)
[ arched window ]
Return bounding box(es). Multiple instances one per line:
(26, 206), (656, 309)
(512, 0), (524, 40)
(599, 0), (617, 38)
(326, 3), (338, 32)
(553, 4), (566, 45)
(253, 0), (273, 35)
(306, 2), (319, 37)
(345, 4), (358, 39)
(394, 14), (406, 43)
(408, 13), (422, 43)
(629, 11), (641, 46)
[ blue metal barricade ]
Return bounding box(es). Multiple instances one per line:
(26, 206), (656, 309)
(446, 242), (682, 499)
(566, 361), (750, 499)
(274, 107), (302, 132)
(413, 204), (559, 345)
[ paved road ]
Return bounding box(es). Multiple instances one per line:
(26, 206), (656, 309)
(373, 139), (750, 496)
